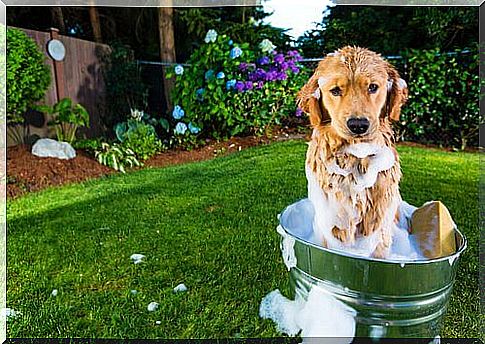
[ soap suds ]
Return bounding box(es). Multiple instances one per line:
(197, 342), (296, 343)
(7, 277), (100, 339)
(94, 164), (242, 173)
(260, 287), (356, 343)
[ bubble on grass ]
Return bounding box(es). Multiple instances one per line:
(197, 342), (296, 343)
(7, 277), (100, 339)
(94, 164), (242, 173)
(173, 283), (188, 293)
(51, 289), (58, 297)
(147, 302), (159, 312)
(130, 254), (146, 264)
(0, 308), (21, 321)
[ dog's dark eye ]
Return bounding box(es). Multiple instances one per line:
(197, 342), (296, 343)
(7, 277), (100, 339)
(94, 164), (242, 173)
(368, 83), (379, 94)
(330, 87), (342, 97)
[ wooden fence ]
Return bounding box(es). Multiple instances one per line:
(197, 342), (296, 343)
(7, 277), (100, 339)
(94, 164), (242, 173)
(7, 27), (110, 146)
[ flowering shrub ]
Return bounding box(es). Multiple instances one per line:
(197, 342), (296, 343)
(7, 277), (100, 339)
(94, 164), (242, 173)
(166, 30), (309, 143)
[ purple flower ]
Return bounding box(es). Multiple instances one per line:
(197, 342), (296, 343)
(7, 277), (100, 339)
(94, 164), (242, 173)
(244, 81), (253, 90)
(280, 61), (289, 71)
(291, 66), (300, 74)
(265, 68), (278, 81)
(274, 53), (285, 64)
(239, 62), (248, 71)
(257, 56), (270, 65)
(276, 72), (288, 81)
(235, 81), (245, 92)
(256, 81), (264, 89)
(295, 108), (303, 117)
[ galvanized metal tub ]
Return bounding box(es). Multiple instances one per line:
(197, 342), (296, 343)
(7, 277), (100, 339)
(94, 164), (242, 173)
(278, 198), (467, 339)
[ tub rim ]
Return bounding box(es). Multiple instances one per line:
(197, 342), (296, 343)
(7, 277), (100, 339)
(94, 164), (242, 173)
(279, 198), (468, 266)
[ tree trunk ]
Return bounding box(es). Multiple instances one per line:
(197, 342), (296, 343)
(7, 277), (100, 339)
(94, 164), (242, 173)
(50, 7), (65, 34)
(158, 5), (176, 112)
(89, 5), (103, 43)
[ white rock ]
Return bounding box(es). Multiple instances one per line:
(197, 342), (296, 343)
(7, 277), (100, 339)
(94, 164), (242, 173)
(32, 138), (76, 160)
(173, 283), (188, 293)
(147, 302), (159, 312)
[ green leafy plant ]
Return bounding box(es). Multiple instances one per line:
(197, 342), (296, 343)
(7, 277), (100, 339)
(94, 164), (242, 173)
(95, 142), (141, 173)
(396, 47), (480, 149)
(114, 109), (164, 160)
(7, 28), (51, 124)
(40, 98), (90, 144)
(72, 138), (103, 155)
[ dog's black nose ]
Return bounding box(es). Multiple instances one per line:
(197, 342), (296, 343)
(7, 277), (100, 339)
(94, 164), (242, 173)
(347, 117), (370, 135)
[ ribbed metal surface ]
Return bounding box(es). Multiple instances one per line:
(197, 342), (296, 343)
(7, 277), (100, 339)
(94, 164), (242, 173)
(279, 199), (467, 339)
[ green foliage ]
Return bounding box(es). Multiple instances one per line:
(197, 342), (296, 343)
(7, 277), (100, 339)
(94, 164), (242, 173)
(396, 48), (480, 149)
(94, 142), (141, 173)
(114, 109), (164, 160)
(168, 31), (308, 146)
(72, 138), (103, 155)
(40, 98), (90, 144)
(103, 41), (149, 133)
(6, 28), (51, 124)
(297, 6), (478, 57)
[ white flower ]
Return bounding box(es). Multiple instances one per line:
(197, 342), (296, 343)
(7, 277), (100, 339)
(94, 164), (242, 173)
(147, 302), (159, 312)
(130, 289), (138, 295)
(259, 39), (276, 54)
(204, 29), (218, 43)
(130, 108), (144, 121)
(174, 64), (184, 75)
(51, 289), (58, 297)
(130, 253), (146, 264)
(156, 320), (161, 325)
(173, 283), (188, 293)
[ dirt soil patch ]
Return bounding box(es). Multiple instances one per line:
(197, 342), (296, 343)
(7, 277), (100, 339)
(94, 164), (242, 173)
(7, 129), (308, 199)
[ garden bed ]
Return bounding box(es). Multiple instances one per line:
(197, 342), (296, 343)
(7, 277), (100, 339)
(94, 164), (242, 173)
(7, 129), (307, 198)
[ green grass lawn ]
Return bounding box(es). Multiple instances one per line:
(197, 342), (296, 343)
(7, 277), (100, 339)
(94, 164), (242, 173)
(6, 141), (481, 339)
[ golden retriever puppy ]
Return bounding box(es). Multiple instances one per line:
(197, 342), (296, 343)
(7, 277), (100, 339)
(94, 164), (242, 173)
(298, 46), (408, 258)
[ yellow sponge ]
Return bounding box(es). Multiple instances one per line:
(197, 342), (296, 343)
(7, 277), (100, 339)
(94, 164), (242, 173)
(410, 201), (456, 259)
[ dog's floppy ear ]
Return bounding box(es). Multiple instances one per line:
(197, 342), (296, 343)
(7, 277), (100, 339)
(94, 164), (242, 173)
(297, 74), (330, 127)
(383, 64), (408, 121)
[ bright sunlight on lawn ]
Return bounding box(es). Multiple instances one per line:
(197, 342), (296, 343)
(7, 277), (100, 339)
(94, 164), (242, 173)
(6, 141), (480, 339)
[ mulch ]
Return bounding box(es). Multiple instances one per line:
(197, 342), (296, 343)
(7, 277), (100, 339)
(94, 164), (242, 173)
(7, 125), (469, 200)
(7, 129), (308, 199)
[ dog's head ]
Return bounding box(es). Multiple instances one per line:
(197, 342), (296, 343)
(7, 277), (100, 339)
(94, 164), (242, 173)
(298, 46), (408, 140)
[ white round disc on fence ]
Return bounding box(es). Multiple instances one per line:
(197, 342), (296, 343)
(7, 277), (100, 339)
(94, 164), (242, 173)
(47, 39), (66, 61)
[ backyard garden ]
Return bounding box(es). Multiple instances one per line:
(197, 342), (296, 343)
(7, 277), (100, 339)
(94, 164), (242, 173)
(5, 5), (482, 341)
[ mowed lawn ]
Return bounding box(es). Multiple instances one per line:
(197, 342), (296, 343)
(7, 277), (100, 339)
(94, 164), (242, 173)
(6, 141), (481, 339)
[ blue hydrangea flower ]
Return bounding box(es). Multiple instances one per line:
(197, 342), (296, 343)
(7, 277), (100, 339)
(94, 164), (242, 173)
(174, 64), (184, 75)
(228, 40), (234, 46)
(172, 105), (185, 120)
(226, 79), (237, 90)
(195, 88), (205, 101)
(204, 29), (218, 43)
(205, 69), (215, 80)
(175, 122), (187, 135)
(216, 71), (225, 79)
(188, 122), (201, 134)
(230, 47), (243, 59)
